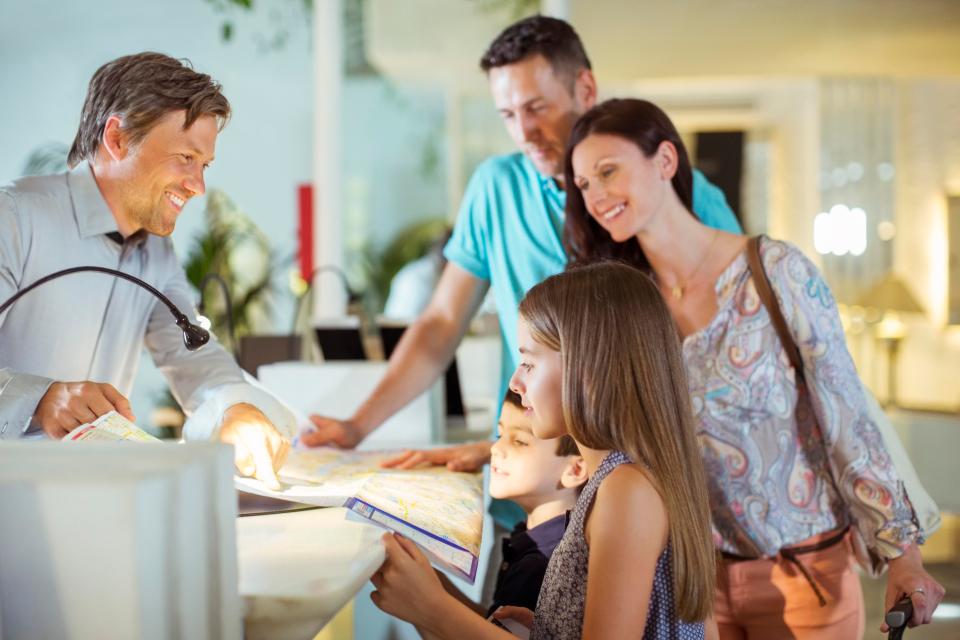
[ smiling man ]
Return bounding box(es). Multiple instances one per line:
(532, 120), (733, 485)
(0, 52), (292, 487)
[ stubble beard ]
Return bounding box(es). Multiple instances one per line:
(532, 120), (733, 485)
(129, 196), (175, 237)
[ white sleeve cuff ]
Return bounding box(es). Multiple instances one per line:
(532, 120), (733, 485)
(181, 373), (297, 442)
(0, 371), (55, 439)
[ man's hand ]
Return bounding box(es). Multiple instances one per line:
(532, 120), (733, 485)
(34, 381), (135, 439)
(380, 441), (492, 472)
(300, 415), (366, 449)
(881, 543), (945, 631)
(219, 403), (290, 490)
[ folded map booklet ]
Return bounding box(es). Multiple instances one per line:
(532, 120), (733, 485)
(62, 411), (160, 443)
(236, 448), (483, 583)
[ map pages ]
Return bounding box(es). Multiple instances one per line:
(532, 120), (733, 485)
(236, 447), (483, 582)
(62, 411), (160, 442)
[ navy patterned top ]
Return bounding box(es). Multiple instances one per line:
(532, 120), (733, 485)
(531, 451), (704, 640)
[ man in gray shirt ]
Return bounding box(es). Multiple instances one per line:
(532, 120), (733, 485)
(0, 52), (291, 487)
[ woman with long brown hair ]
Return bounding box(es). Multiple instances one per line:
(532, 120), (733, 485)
(563, 97), (944, 638)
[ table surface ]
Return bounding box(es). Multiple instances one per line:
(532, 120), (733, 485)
(237, 506), (386, 640)
(238, 489), (320, 516)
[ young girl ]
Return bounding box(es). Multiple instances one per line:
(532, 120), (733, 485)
(562, 97), (944, 636)
(369, 262), (716, 639)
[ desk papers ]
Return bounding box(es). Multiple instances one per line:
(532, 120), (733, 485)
(236, 448), (483, 582)
(62, 411), (160, 442)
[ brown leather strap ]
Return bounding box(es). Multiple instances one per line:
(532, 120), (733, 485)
(746, 236), (806, 384)
(722, 527), (849, 607)
(778, 548), (828, 606)
(720, 526), (848, 563)
(784, 526), (849, 556)
(779, 526), (850, 606)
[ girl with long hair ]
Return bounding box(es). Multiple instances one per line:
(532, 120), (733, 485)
(563, 97), (944, 637)
(368, 262), (716, 639)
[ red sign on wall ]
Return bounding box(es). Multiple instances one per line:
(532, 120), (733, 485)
(298, 184), (313, 280)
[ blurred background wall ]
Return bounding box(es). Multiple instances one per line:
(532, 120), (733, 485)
(2, 0), (959, 438)
(3, 1), (959, 637)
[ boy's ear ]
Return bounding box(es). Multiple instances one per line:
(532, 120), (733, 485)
(559, 456), (588, 490)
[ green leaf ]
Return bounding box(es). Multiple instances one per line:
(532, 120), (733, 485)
(181, 188), (279, 348)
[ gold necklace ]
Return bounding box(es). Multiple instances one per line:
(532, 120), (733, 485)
(664, 229), (720, 301)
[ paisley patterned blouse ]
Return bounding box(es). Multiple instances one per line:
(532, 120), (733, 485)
(684, 237), (921, 559)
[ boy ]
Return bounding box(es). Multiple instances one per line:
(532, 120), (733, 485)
(438, 390), (586, 618)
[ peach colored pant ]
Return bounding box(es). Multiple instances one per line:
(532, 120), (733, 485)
(714, 534), (865, 639)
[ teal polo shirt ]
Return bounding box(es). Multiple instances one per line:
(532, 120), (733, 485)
(444, 152), (741, 526)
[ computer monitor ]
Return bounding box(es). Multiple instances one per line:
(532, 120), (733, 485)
(379, 322), (465, 417)
(314, 317), (366, 361)
(238, 334), (302, 375)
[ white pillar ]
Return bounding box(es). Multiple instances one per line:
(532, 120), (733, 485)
(312, 0), (346, 319)
(445, 86), (463, 222)
(541, 0), (571, 20)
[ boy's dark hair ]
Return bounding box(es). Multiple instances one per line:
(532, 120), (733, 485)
(503, 389), (579, 457)
(68, 52), (230, 168)
(554, 433), (580, 457)
(504, 389), (524, 409)
(479, 15), (591, 90)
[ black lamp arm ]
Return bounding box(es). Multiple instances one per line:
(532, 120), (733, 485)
(0, 266), (209, 351)
(306, 265), (359, 302)
(290, 264), (360, 334)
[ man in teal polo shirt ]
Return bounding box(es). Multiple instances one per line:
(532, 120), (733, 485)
(304, 17), (740, 467)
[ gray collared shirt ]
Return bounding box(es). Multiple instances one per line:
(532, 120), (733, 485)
(0, 162), (294, 440)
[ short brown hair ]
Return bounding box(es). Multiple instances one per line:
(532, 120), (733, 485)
(502, 389), (578, 457)
(480, 16), (591, 90)
(68, 52), (231, 168)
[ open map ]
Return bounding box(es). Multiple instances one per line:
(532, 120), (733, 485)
(236, 447), (483, 582)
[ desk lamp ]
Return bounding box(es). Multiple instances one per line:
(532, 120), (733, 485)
(0, 266), (210, 351)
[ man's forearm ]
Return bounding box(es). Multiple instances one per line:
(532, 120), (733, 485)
(352, 312), (465, 436)
(181, 381), (297, 441)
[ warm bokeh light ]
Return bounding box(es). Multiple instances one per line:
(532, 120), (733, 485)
(814, 204), (867, 256)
